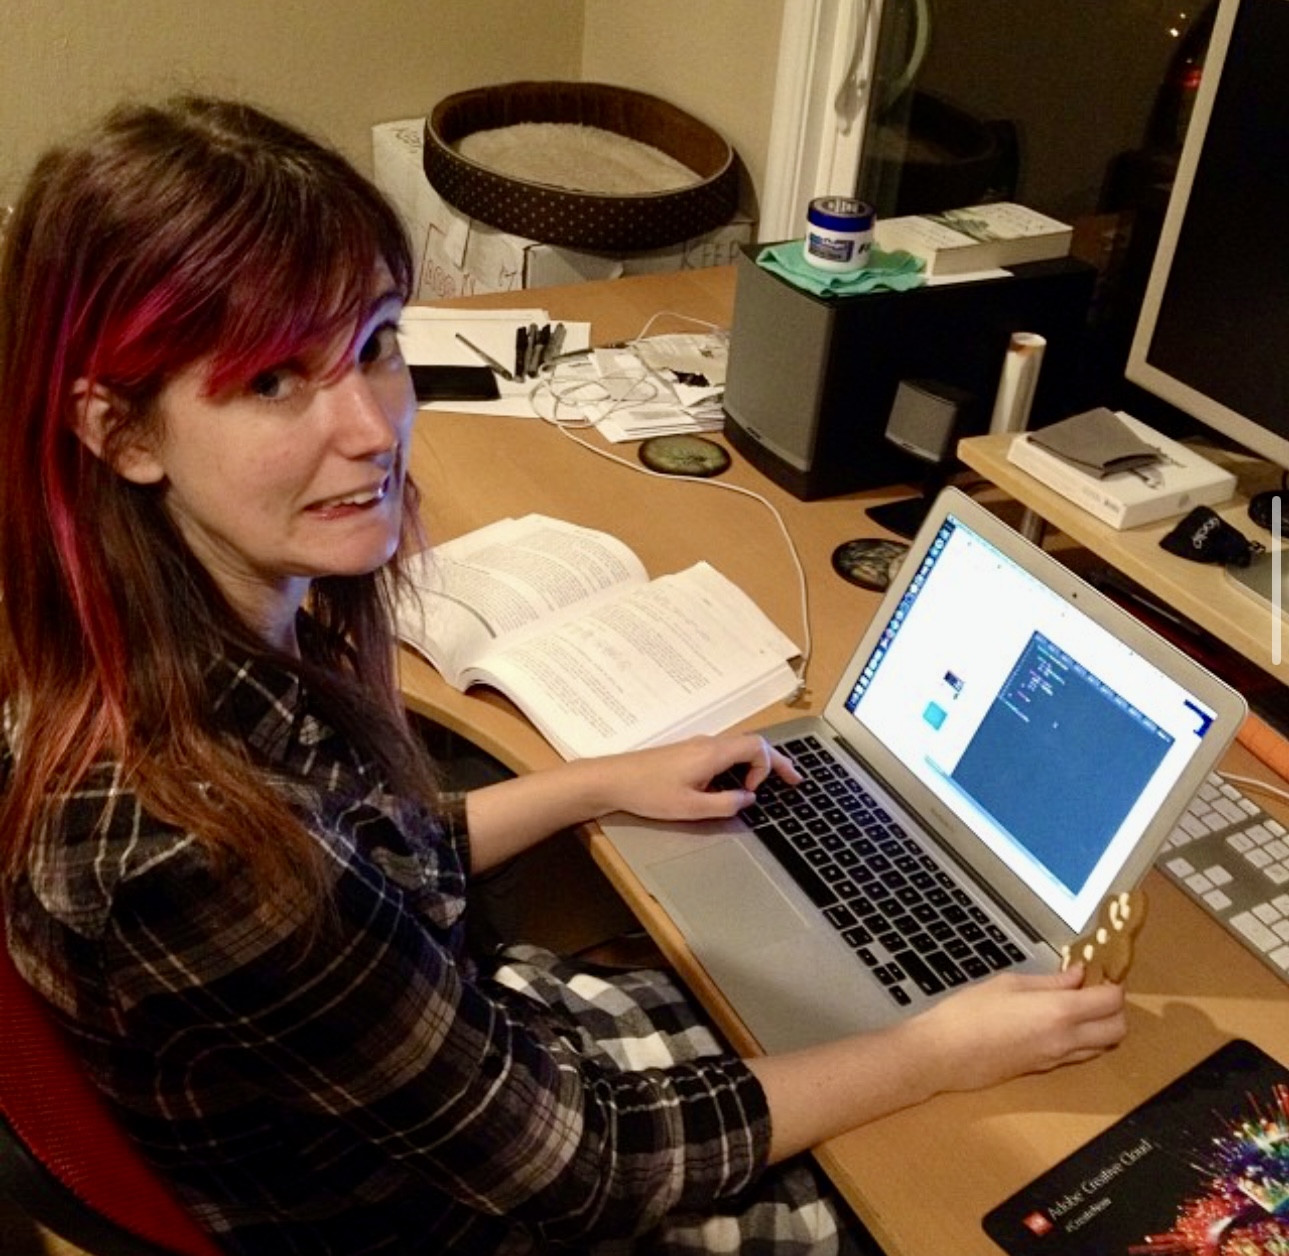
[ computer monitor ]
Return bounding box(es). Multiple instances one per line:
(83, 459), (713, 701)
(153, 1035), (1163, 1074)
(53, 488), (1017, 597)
(1125, 0), (1289, 475)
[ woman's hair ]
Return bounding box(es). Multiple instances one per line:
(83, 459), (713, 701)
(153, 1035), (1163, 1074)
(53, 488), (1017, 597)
(0, 95), (437, 891)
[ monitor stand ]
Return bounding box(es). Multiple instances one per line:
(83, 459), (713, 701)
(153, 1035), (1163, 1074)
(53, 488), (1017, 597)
(1224, 548), (1289, 619)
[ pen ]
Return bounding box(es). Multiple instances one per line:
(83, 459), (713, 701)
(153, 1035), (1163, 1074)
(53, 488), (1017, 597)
(534, 323), (551, 374)
(523, 322), (541, 378)
(543, 347), (592, 366)
(455, 332), (515, 382)
(514, 325), (528, 380)
(542, 322), (566, 370)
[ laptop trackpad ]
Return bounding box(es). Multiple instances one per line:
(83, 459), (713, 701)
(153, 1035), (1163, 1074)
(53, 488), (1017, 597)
(647, 842), (810, 951)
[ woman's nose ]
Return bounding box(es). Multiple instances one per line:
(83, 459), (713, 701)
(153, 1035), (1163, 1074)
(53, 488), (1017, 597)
(329, 371), (407, 457)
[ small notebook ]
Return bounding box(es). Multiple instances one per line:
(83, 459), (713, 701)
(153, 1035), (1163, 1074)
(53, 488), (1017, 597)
(982, 1038), (1289, 1254)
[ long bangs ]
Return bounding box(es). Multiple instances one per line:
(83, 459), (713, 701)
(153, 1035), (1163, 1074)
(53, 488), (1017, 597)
(202, 167), (413, 397)
(92, 123), (413, 404)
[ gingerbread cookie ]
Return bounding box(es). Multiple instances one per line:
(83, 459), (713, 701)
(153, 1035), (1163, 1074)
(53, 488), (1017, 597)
(1060, 889), (1149, 985)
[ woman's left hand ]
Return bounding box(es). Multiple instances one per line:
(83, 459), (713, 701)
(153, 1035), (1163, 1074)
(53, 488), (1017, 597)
(465, 733), (801, 873)
(593, 733), (802, 823)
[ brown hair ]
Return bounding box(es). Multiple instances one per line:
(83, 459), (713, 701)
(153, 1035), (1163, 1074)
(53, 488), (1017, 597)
(0, 96), (438, 893)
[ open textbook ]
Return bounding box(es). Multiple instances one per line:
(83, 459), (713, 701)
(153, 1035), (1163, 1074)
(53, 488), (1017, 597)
(396, 515), (801, 759)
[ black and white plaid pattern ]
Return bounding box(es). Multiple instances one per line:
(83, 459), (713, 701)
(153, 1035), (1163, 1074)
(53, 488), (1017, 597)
(4, 642), (868, 1253)
(492, 946), (871, 1255)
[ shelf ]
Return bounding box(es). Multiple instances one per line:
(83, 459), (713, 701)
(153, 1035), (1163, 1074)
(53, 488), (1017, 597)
(958, 432), (1289, 687)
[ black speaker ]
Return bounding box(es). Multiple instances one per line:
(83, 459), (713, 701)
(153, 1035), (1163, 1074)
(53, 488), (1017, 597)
(722, 247), (1096, 500)
(865, 379), (974, 537)
(883, 378), (974, 462)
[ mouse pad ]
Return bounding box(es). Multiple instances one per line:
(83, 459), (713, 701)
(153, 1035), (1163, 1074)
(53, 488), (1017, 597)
(982, 1038), (1289, 1254)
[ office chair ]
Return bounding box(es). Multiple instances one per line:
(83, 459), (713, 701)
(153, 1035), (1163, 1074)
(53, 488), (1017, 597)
(0, 914), (224, 1256)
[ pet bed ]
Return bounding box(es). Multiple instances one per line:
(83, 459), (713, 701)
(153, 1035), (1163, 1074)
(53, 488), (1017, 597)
(424, 81), (739, 251)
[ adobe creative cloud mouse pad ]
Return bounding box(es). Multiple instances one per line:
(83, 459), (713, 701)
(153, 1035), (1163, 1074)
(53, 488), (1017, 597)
(982, 1038), (1289, 1254)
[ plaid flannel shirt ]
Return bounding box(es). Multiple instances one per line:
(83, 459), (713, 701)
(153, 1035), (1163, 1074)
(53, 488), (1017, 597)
(3, 646), (770, 1254)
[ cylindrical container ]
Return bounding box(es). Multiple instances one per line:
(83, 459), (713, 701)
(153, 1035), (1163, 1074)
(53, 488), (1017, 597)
(989, 331), (1047, 434)
(803, 197), (874, 273)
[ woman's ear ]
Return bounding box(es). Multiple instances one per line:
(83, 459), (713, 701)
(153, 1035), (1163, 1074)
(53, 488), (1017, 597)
(72, 380), (165, 485)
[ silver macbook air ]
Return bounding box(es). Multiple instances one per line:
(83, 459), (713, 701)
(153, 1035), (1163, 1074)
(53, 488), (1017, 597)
(599, 488), (1247, 1052)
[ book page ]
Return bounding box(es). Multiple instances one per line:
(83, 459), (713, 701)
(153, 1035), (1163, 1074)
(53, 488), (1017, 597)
(938, 202), (1069, 242)
(466, 562), (800, 759)
(396, 515), (648, 685)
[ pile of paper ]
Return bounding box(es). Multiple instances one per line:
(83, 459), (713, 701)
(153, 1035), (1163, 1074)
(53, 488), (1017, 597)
(557, 335), (727, 442)
(398, 309), (727, 442)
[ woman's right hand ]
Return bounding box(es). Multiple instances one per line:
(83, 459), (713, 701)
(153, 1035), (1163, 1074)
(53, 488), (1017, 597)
(747, 966), (1127, 1163)
(912, 966), (1128, 1094)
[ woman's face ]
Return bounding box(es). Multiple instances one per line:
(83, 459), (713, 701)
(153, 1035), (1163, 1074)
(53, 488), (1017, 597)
(135, 267), (415, 646)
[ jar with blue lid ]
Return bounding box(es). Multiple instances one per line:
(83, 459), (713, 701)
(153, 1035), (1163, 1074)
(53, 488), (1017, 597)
(803, 197), (875, 273)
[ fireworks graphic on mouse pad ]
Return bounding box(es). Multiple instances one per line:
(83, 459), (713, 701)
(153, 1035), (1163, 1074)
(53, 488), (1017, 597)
(983, 1040), (1289, 1255)
(1131, 1077), (1288, 1255)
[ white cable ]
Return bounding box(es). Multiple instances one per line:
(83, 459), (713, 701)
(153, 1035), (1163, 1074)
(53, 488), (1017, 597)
(1217, 769), (1289, 807)
(529, 366), (662, 428)
(523, 307), (813, 700)
(625, 309), (725, 343)
(551, 422), (814, 702)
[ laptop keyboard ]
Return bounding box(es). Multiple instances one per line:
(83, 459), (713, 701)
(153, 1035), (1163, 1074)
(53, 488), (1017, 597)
(1157, 771), (1289, 984)
(725, 734), (1027, 1008)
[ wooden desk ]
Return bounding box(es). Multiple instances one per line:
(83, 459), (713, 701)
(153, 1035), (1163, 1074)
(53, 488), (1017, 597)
(399, 269), (1289, 1256)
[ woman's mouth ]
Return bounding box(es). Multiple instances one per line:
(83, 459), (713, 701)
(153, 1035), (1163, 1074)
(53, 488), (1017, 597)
(309, 475), (392, 514)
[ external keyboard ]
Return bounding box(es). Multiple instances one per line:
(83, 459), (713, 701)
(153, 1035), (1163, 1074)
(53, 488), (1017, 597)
(1157, 771), (1289, 982)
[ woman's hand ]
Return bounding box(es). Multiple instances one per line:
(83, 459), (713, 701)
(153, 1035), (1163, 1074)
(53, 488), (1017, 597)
(464, 733), (799, 873)
(749, 966), (1128, 1163)
(592, 733), (802, 823)
(913, 967), (1128, 1092)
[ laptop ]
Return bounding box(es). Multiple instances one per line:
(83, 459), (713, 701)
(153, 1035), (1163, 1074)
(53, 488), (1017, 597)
(598, 488), (1247, 1053)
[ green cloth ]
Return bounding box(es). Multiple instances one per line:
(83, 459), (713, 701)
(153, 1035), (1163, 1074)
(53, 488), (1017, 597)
(756, 240), (926, 296)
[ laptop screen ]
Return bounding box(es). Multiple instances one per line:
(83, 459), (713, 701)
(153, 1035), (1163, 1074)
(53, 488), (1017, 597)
(841, 511), (1221, 930)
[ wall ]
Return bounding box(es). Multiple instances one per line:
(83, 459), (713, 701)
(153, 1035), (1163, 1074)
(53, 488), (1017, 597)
(581, 0), (787, 217)
(0, 0), (585, 205)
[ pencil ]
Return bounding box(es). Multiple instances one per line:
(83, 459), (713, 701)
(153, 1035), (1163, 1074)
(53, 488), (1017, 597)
(454, 332), (515, 382)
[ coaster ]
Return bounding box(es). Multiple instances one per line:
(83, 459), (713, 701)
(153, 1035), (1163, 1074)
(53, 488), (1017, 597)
(831, 537), (909, 591)
(639, 434), (731, 478)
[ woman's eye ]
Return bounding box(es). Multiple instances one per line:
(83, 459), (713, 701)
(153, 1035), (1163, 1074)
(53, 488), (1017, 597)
(360, 322), (403, 368)
(249, 368), (302, 401)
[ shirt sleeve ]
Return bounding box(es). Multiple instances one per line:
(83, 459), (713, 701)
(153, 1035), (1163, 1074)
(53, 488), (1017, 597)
(104, 837), (771, 1245)
(437, 788), (472, 877)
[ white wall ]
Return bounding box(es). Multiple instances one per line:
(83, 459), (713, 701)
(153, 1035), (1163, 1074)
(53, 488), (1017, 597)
(581, 0), (787, 216)
(1, 0), (792, 237)
(0, 0), (586, 205)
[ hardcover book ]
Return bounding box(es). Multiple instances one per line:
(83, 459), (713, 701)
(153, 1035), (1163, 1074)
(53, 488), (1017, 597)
(872, 202), (1072, 276)
(1007, 412), (1237, 529)
(395, 514), (800, 759)
(983, 1038), (1289, 1255)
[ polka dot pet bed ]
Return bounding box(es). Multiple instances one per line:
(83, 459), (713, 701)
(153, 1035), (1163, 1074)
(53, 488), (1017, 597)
(424, 81), (739, 252)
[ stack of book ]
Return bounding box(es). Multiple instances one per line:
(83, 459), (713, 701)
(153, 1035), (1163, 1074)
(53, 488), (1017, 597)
(873, 201), (1072, 276)
(1007, 411), (1237, 529)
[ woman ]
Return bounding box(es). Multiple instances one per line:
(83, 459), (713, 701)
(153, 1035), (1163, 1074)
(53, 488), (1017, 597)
(0, 96), (1126, 1254)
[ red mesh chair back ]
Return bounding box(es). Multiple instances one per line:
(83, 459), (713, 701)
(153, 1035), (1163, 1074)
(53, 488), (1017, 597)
(0, 913), (224, 1255)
